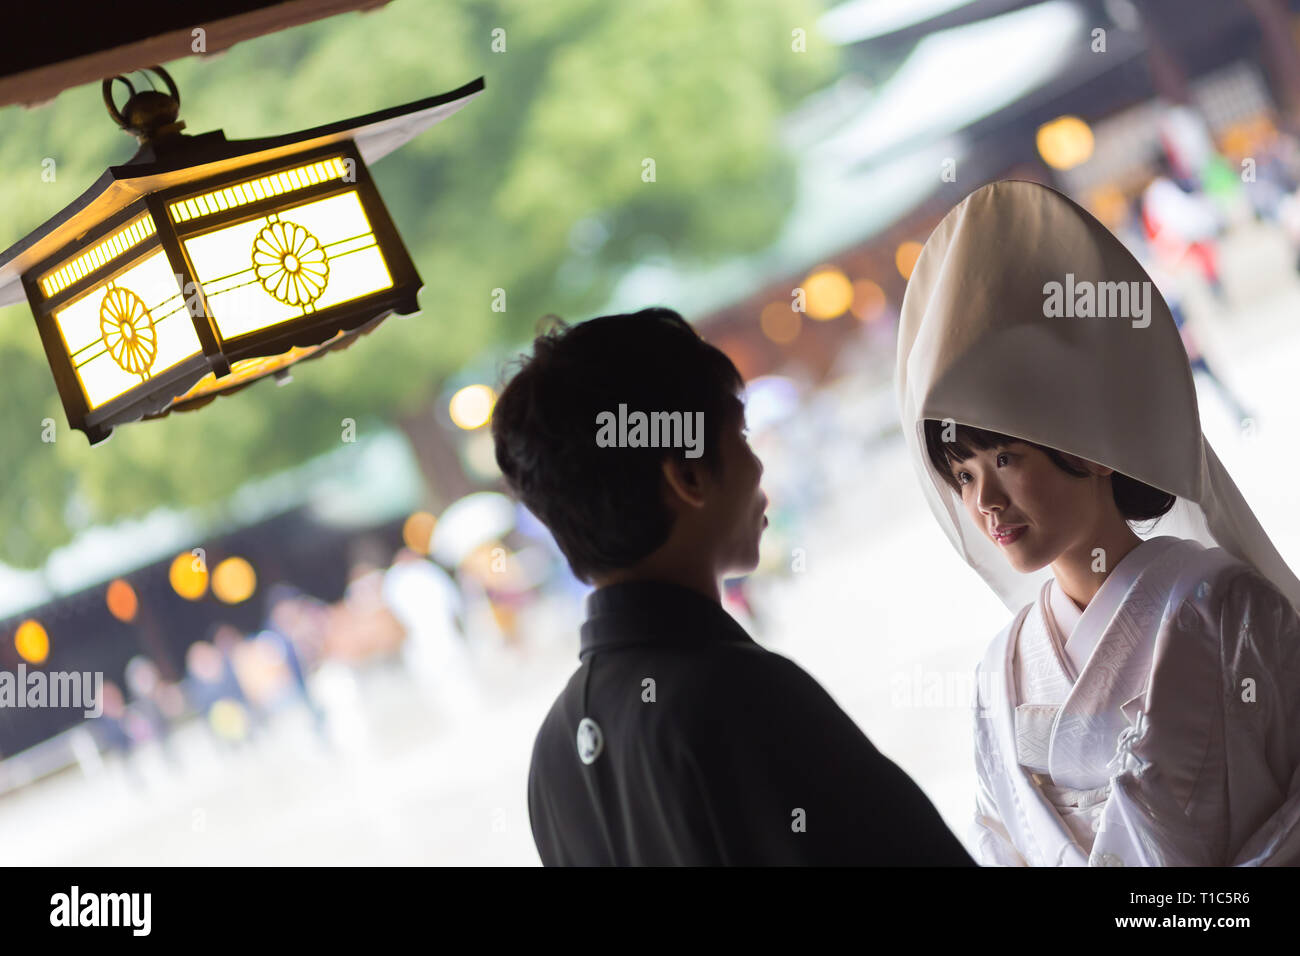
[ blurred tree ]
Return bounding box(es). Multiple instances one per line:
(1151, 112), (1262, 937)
(0, 0), (837, 567)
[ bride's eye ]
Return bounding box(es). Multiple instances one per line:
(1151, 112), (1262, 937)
(955, 471), (971, 485)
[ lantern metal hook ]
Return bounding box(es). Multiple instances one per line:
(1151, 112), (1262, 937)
(102, 66), (185, 146)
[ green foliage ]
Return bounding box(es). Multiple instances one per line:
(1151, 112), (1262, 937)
(0, 0), (837, 567)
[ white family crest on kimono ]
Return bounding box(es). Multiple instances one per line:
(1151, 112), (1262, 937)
(896, 180), (1300, 867)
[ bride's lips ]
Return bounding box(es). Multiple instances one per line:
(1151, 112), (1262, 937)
(991, 525), (1026, 545)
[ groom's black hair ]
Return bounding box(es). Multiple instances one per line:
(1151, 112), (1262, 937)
(924, 419), (1175, 522)
(492, 307), (744, 583)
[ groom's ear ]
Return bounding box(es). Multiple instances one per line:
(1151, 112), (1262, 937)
(661, 455), (708, 510)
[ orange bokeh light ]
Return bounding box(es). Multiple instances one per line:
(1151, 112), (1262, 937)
(15, 619), (49, 665)
(760, 301), (801, 345)
(850, 280), (887, 322)
(895, 241), (923, 280)
(403, 511), (437, 554)
(106, 578), (138, 622)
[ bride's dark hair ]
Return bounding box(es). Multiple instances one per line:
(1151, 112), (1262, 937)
(924, 419), (1175, 522)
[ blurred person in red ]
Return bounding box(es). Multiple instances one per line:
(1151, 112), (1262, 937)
(1141, 152), (1225, 300)
(1123, 195), (1251, 425)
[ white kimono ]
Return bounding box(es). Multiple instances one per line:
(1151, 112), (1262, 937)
(972, 536), (1300, 866)
(894, 180), (1300, 867)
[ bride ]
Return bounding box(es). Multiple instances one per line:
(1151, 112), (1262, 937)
(896, 179), (1300, 866)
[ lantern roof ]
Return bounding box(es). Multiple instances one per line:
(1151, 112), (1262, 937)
(0, 76), (484, 307)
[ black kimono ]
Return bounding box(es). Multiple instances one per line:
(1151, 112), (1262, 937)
(527, 580), (974, 865)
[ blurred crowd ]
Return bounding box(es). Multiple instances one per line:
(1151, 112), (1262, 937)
(69, 509), (583, 781)
(1108, 105), (1300, 424)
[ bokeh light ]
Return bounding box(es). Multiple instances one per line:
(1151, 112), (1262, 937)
(449, 384), (496, 430)
(760, 301), (801, 344)
(169, 552), (209, 601)
(803, 266), (854, 320)
(1085, 184), (1129, 229)
(106, 578), (138, 622)
(850, 279), (887, 322)
(895, 241), (923, 280)
(14, 620), (49, 665)
(212, 556), (257, 604)
(1036, 115), (1094, 170)
(402, 511), (438, 554)
(209, 699), (250, 741)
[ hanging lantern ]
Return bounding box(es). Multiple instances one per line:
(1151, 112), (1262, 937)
(0, 67), (484, 444)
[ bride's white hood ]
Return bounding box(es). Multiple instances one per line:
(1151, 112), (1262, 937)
(895, 179), (1300, 612)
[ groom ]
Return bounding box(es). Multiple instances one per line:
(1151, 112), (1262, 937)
(492, 307), (972, 866)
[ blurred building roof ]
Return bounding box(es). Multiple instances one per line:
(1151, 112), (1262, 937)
(604, 0), (1095, 320)
(819, 0), (1033, 47)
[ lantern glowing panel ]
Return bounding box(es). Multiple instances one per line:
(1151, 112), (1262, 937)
(173, 159), (395, 341)
(46, 242), (204, 412)
(0, 74), (485, 445)
(16, 141), (422, 445)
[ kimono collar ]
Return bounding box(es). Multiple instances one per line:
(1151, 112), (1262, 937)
(1041, 536), (1182, 681)
(1046, 578), (1083, 640)
(1066, 536), (1183, 668)
(578, 579), (754, 661)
